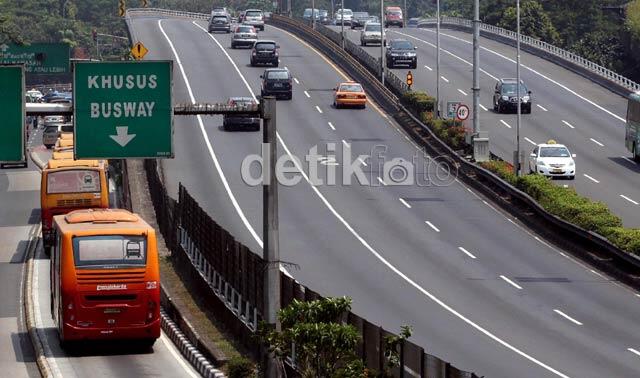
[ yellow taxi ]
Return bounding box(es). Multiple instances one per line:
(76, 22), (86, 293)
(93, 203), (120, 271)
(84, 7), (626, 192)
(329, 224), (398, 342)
(333, 82), (367, 109)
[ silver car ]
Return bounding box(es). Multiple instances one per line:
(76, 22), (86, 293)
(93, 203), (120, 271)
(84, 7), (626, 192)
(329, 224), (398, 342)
(243, 9), (265, 31)
(231, 25), (258, 49)
(43, 123), (73, 149)
(360, 22), (382, 46)
(43, 115), (65, 127)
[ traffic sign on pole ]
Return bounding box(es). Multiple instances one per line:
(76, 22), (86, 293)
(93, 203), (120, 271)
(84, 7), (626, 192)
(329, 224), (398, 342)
(0, 65), (25, 163)
(131, 42), (148, 60)
(456, 104), (470, 121)
(73, 61), (173, 159)
(119, 0), (126, 17)
(0, 43), (70, 74)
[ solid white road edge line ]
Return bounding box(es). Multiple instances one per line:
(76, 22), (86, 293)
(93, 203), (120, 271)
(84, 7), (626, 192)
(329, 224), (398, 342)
(553, 309), (583, 326)
(199, 21), (570, 378)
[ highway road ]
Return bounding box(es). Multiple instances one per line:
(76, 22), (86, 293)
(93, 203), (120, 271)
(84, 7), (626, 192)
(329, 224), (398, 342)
(333, 24), (640, 228)
(129, 14), (640, 378)
(0, 127), (200, 377)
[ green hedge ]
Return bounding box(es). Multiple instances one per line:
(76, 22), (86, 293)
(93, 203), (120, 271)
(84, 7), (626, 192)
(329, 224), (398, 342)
(481, 160), (640, 255)
(402, 91), (435, 114)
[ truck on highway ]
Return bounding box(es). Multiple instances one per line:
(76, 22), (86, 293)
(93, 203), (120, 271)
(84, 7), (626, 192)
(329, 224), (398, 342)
(625, 92), (640, 162)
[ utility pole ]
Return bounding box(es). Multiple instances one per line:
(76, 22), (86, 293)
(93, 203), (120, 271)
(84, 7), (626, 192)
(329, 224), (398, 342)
(404, 0), (407, 27)
(341, 0), (345, 49)
(515, 0), (522, 176)
(381, 0), (385, 84)
(436, 0), (440, 117)
(312, 0), (316, 29)
(262, 96), (281, 378)
(472, 0), (479, 134)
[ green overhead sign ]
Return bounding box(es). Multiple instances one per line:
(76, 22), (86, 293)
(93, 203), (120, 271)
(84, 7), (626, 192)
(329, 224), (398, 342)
(73, 61), (173, 159)
(0, 65), (25, 163)
(0, 43), (70, 74)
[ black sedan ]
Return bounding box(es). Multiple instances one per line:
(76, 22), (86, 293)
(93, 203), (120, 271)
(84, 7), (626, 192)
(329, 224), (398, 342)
(223, 97), (260, 131)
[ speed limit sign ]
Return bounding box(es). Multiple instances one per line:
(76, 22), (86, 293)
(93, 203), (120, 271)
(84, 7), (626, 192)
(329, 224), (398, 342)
(456, 104), (470, 121)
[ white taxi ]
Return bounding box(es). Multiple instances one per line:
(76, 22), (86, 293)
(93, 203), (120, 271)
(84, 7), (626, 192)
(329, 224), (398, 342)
(528, 140), (576, 180)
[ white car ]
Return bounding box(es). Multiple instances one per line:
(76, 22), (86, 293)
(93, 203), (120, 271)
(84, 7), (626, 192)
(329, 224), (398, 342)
(243, 9), (265, 31)
(360, 22), (382, 46)
(528, 141), (576, 179)
(335, 9), (353, 25)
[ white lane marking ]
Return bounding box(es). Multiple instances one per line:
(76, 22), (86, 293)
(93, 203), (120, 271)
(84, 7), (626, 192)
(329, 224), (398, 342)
(377, 176), (388, 186)
(315, 105), (323, 113)
(418, 29), (626, 123)
(583, 174), (599, 183)
(328, 121), (336, 130)
(304, 90), (311, 98)
(425, 221), (440, 232)
(537, 104), (548, 112)
(457, 89), (468, 96)
(399, 198), (412, 208)
(499, 119), (512, 129)
(390, 30), (499, 81)
(458, 247), (477, 259)
(160, 334), (200, 378)
(164, 21), (264, 248)
(500, 275), (523, 290)
(342, 139), (350, 148)
(479, 104), (488, 111)
(358, 157), (368, 166)
(622, 156), (638, 165)
(620, 194), (639, 205)
(294, 77), (300, 84)
(561, 120), (575, 129)
(589, 138), (604, 146)
(211, 22), (570, 378)
(628, 348), (640, 357)
(525, 137), (537, 146)
(441, 76), (449, 83)
(424, 64), (433, 71)
(553, 309), (583, 326)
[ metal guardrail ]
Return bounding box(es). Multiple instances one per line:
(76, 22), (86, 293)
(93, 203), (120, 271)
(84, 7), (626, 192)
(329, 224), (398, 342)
(270, 14), (640, 291)
(126, 7), (209, 20)
(417, 16), (640, 94)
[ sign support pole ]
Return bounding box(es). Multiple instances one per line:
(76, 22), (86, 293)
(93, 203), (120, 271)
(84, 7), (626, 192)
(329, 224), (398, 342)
(262, 96), (281, 378)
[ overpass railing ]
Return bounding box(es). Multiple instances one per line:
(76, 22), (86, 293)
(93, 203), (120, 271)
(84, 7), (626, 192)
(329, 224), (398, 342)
(418, 16), (640, 94)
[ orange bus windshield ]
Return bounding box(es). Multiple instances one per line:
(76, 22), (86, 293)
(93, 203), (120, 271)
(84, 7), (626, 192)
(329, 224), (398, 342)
(46, 169), (102, 194)
(73, 235), (147, 269)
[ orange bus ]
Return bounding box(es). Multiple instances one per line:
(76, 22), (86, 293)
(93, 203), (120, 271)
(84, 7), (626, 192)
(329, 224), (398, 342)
(41, 159), (109, 254)
(50, 209), (161, 346)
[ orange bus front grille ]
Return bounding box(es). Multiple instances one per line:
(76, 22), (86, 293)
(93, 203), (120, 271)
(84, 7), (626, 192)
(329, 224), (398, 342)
(56, 198), (94, 207)
(76, 270), (146, 284)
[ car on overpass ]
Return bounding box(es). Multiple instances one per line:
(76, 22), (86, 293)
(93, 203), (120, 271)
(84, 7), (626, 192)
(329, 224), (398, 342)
(384, 6), (404, 28)
(360, 22), (382, 46)
(350, 12), (370, 29)
(385, 39), (417, 68)
(493, 78), (532, 114)
(231, 25), (258, 49)
(208, 14), (231, 33)
(243, 9), (265, 31)
(318, 10), (332, 25)
(250, 40), (279, 67)
(260, 68), (292, 100)
(528, 140), (576, 179)
(334, 8), (353, 25)
(334, 82), (367, 109)
(223, 97), (260, 131)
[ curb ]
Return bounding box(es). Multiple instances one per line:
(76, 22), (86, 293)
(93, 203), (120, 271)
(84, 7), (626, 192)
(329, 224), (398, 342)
(30, 150), (47, 170)
(160, 309), (226, 378)
(23, 224), (53, 378)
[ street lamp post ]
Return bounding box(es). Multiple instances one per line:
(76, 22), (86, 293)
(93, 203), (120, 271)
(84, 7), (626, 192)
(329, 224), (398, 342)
(436, 0), (440, 117)
(515, 0), (522, 176)
(381, 0), (385, 84)
(341, 0), (345, 49)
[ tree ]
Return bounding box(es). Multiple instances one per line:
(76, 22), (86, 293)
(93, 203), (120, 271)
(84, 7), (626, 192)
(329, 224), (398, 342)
(497, 0), (560, 45)
(627, 0), (640, 41)
(260, 297), (366, 377)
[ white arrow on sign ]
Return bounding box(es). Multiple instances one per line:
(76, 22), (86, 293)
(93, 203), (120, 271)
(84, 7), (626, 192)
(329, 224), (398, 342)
(0, 44), (8, 52)
(110, 126), (136, 147)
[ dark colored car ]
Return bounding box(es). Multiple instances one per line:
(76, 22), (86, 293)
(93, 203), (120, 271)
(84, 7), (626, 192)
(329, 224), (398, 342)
(350, 12), (370, 29)
(260, 68), (292, 100)
(386, 39), (417, 68)
(318, 10), (331, 25)
(223, 97), (260, 131)
(208, 15), (231, 33)
(250, 40), (279, 67)
(493, 78), (532, 114)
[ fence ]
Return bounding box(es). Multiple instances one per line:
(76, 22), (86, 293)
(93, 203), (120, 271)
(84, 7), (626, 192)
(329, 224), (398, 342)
(417, 16), (640, 95)
(144, 159), (478, 377)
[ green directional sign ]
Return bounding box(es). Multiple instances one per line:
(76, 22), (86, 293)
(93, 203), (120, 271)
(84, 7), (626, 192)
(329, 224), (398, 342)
(0, 65), (25, 163)
(74, 61), (173, 159)
(0, 43), (70, 74)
